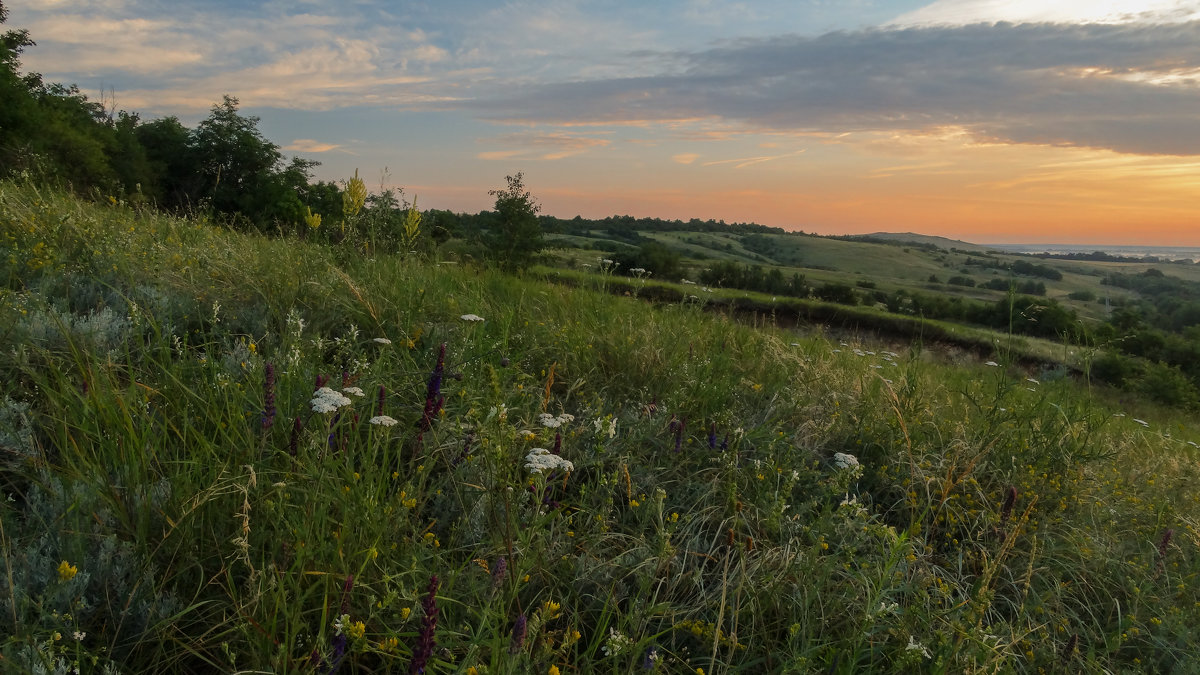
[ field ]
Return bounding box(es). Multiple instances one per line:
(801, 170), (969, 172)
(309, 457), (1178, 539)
(2, 179), (1200, 673)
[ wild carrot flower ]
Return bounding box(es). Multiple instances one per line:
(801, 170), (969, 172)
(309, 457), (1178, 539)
(262, 363), (276, 429)
(525, 448), (574, 474)
(312, 387), (352, 414)
(832, 452), (860, 469)
(409, 575), (439, 674)
(369, 415), (398, 427)
(509, 613), (528, 654)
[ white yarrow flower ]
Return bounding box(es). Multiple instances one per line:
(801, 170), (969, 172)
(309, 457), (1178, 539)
(832, 452), (860, 469)
(311, 387), (353, 413)
(525, 448), (574, 474)
(460, 314), (485, 322)
(343, 386), (365, 397)
(369, 415), (398, 427)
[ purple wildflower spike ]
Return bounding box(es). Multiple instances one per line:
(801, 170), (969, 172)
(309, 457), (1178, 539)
(288, 417), (303, 455)
(708, 422), (717, 449)
(376, 385), (386, 416)
(509, 613), (527, 654)
(261, 363), (276, 429)
(409, 575), (439, 674)
(674, 417), (685, 453)
(552, 431), (562, 455)
(491, 556), (507, 588)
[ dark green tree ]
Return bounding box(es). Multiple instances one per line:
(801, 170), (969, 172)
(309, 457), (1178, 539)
(486, 172), (543, 272)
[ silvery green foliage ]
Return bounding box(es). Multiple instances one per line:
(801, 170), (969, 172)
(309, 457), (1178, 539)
(2, 474), (180, 654)
(0, 395), (35, 457)
(16, 303), (130, 354)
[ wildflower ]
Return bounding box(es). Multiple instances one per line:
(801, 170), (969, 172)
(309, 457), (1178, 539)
(376, 385), (387, 416)
(262, 363), (276, 429)
(643, 644), (660, 669)
(510, 613), (528, 654)
(708, 422), (717, 449)
(906, 635), (931, 658)
(602, 628), (632, 657)
(288, 417), (303, 455)
(985, 361), (1000, 367)
(343, 386), (365, 397)
(1000, 486), (1018, 525)
(373, 337), (393, 344)
(57, 560), (78, 581)
(673, 417), (685, 453)
(380, 636), (399, 652)
(73, 631), (86, 641)
(369, 415), (399, 427)
(492, 555), (507, 587)
(409, 575), (439, 674)
(832, 452), (859, 469)
(525, 448), (574, 474)
(1156, 528), (1174, 575)
(551, 431), (562, 455)
(549, 667), (561, 675)
(460, 314), (485, 322)
(311, 387), (352, 413)
(419, 344), (446, 431)
(347, 620), (366, 640)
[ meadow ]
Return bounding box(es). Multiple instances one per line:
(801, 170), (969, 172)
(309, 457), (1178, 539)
(2, 178), (1199, 674)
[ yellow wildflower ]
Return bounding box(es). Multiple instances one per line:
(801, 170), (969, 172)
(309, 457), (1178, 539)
(549, 667), (561, 675)
(347, 621), (366, 640)
(57, 560), (78, 581)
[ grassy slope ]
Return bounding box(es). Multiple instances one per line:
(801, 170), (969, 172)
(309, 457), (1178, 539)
(2, 181), (1199, 674)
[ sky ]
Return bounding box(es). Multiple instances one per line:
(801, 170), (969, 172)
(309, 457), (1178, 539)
(7, 0), (1200, 245)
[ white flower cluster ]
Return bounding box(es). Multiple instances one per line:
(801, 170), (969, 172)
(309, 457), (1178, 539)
(311, 387), (353, 413)
(906, 635), (931, 659)
(369, 415), (398, 426)
(538, 412), (575, 428)
(525, 448), (574, 474)
(593, 417), (617, 438)
(343, 386), (365, 397)
(460, 314), (485, 322)
(602, 628), (633, 657)
(832, 452), (860, 469)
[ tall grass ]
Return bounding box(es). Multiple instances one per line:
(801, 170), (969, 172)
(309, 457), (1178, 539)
(1, 180), (1197, 673)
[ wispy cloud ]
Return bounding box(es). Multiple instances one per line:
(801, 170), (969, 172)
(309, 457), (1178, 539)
(477, 131), (611, 161)
(471, 21), (1200, 156)
(701, 149), (806, 169)
(672, 153), (700, 164)
(284, 139), (341, 153)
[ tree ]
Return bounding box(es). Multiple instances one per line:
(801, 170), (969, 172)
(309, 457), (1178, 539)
(487, 172), (543, 272)
(191, 95), (287, 227)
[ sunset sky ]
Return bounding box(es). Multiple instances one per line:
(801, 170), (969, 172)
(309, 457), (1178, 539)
(8, 0), (1200, 245)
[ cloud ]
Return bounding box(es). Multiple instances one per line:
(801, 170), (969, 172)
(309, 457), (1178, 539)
(477, 131), (611, 161)
(672, 153), (700, 164)
(284, 139), (341, 152)
(470, 20), (1200, 156)
(891, 0), (1200, 27)
(700, 149), (806, 169)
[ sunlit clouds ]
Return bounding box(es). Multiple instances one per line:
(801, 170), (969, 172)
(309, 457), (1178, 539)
(8, 0), (1200, 244)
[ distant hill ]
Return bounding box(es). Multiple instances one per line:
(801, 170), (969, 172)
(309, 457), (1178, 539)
(859, 232), (990, 252)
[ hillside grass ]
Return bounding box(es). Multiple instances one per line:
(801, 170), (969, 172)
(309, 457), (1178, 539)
(2, 180), (1199, 673)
